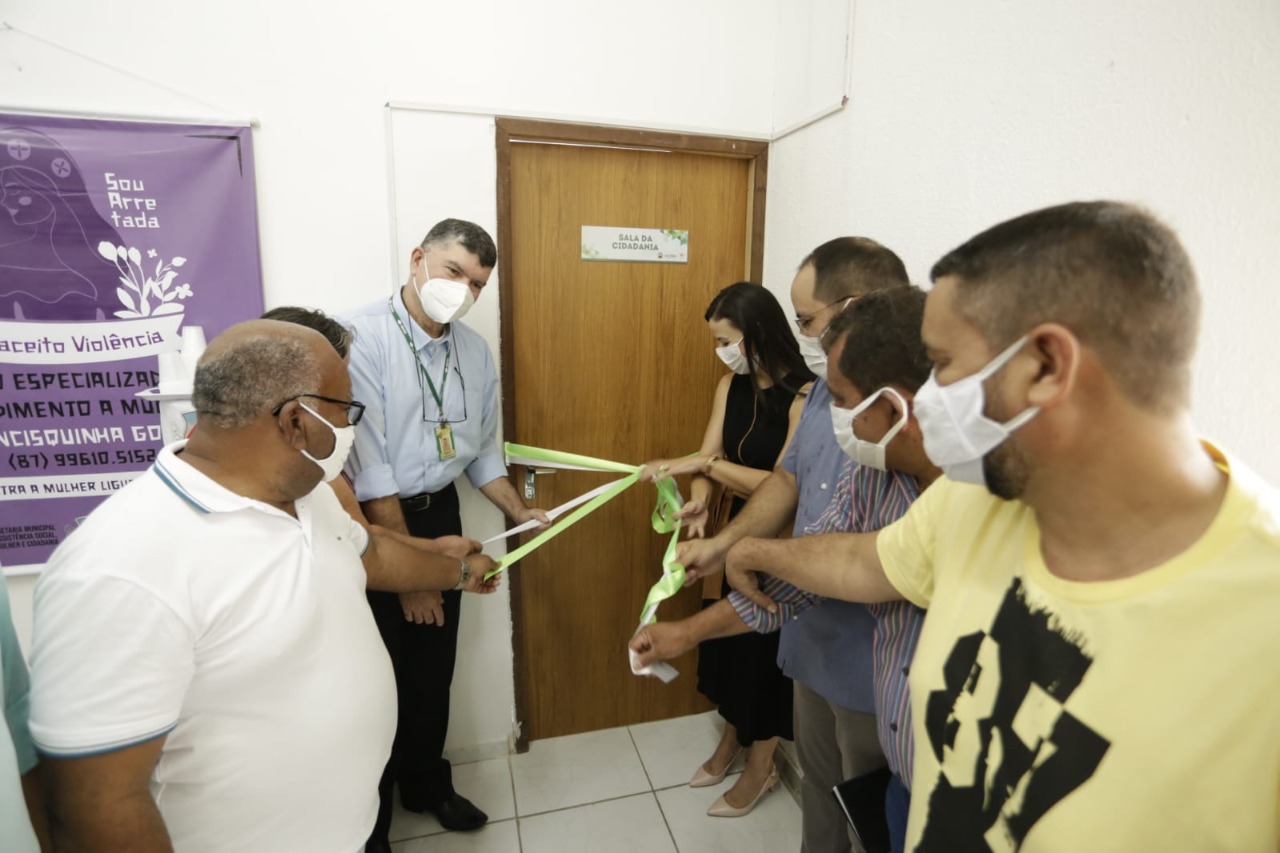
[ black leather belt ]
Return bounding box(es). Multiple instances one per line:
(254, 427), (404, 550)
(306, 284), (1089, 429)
(399, 492), (435, 512)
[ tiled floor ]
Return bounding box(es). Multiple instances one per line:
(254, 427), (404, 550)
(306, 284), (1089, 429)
(390, 711), (802, 852)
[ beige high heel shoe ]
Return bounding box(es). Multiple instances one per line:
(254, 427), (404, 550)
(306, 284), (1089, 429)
(689, 747), (742, 787)
(706, 767), (779, 817)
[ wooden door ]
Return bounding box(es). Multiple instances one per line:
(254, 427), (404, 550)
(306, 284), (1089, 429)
(497, 120), (767, 742)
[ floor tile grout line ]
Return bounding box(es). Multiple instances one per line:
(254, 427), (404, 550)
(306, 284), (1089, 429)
(507, 753), (524, 852)
(626, 725), (657, 792)
(510, 726), (653, 818)
(513, 788), (662, 821)
(629, 712), (727, 794)
(626, 730), (683, 853)
(651, 787), (683, 852)
(508, 715), (789, 850)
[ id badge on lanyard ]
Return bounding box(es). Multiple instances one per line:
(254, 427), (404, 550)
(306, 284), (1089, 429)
(390, 297), (459, 461)
(435, 423), (457, 461)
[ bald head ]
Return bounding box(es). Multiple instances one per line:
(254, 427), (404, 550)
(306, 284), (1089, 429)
(193, 320), (336, 430)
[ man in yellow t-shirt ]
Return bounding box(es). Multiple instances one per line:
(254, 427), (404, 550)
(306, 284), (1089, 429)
(721, 201), (1280, 851)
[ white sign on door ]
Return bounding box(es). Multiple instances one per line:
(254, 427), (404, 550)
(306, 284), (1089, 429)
(581, 226), (689, 263)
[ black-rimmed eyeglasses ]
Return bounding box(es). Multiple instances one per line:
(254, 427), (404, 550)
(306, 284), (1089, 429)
(272, 393), (366, 426)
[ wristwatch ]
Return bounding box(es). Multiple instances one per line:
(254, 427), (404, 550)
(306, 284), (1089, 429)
(705, 455), (720, 474)
(453, 557), (471, 591)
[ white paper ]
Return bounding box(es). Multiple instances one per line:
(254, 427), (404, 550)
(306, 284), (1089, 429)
(629, 648), (679, 683)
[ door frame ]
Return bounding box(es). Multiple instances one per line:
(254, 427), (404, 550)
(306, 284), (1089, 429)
(494, 118), (768, 750)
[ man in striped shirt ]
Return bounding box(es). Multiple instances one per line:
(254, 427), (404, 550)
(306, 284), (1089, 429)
(744, 288), (936, 851)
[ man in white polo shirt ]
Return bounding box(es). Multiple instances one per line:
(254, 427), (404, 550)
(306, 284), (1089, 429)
(29, 320), (499, 852)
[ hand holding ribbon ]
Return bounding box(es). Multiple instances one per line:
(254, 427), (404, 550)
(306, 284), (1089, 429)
(485, 443), (692, 681)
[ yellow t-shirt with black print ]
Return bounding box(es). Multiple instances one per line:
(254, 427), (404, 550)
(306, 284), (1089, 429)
(877, 443), (1280, 852)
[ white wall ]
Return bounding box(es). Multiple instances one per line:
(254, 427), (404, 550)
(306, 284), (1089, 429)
(0, 0), (777, 755)
(764, 0), (1280, 483)
(771, 0), (850, 132)
(386, 108), (512, 757)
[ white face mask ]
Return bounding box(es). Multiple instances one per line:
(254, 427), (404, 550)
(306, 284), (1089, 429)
(417, 272), (475, 325)
(298, 401), (356, 482)
(715, 338), (750, 374)
(913, 336), (1040, 487)
(797, 334), (827, 379)
(830, 387), (909, 471)
(795, 296), (853, 380)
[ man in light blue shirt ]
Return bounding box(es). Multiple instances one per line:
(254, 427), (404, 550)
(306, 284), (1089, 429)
(3, 579), (45, 853)
(342, 219), (546, 852)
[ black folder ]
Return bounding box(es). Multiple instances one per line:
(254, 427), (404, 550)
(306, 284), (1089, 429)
(832, 766), (892, 853)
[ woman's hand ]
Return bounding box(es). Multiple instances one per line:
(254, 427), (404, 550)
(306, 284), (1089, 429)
(638, 456), (705, 483)
(675, 499), (709, 538)
(638, 458), (676, 483)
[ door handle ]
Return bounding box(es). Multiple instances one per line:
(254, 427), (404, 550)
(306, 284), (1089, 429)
(523, 467), (555, 501)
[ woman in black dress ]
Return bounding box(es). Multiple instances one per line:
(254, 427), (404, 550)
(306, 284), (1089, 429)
(641, 282), (813, 817)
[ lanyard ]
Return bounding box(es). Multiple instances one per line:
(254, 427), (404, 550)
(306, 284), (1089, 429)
(390, 296), (452, 420)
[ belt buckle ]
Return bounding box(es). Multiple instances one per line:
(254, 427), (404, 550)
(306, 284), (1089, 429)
(404, 492), (431, 512)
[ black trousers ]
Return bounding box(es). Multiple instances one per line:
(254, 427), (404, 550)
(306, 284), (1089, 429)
(368, 483), (462, 842)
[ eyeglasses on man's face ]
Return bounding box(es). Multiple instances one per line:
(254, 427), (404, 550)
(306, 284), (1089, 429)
(271, 393), (366, 426)
(794, 295), (856, 335)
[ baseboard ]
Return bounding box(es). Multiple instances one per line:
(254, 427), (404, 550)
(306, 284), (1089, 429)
(442, 738), (511, 765)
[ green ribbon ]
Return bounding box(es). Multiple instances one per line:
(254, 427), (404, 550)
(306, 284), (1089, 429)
(505, 443), (638, 476)
(488, 472), (638, 578)
(490, 443), (688, 626)
(639, 475), (687, 625)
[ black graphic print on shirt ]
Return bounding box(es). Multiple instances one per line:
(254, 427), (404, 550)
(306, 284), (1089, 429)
(915, 579), (1111, 852)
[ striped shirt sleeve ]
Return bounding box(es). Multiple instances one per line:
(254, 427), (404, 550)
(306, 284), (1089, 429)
(728, 574), (822, 634)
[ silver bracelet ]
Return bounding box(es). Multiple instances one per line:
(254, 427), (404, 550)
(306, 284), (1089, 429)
(453, 557), (471, 591)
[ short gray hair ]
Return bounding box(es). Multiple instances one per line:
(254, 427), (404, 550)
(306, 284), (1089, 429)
(421, 218), (497, 269)
(192, 334), (322, 429)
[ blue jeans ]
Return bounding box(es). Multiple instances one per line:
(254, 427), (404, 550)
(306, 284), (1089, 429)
(885, 773), (910, 853)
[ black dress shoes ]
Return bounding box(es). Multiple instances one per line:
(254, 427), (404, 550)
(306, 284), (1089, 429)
(406, 793), (489, 831)
(364, 838), (392, 853)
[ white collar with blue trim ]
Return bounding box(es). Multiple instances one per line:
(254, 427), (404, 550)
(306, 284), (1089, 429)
(152, 440), (303, 519)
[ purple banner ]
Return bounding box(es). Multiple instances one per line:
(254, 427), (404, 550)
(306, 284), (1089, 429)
(0, 114), (263, 570)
